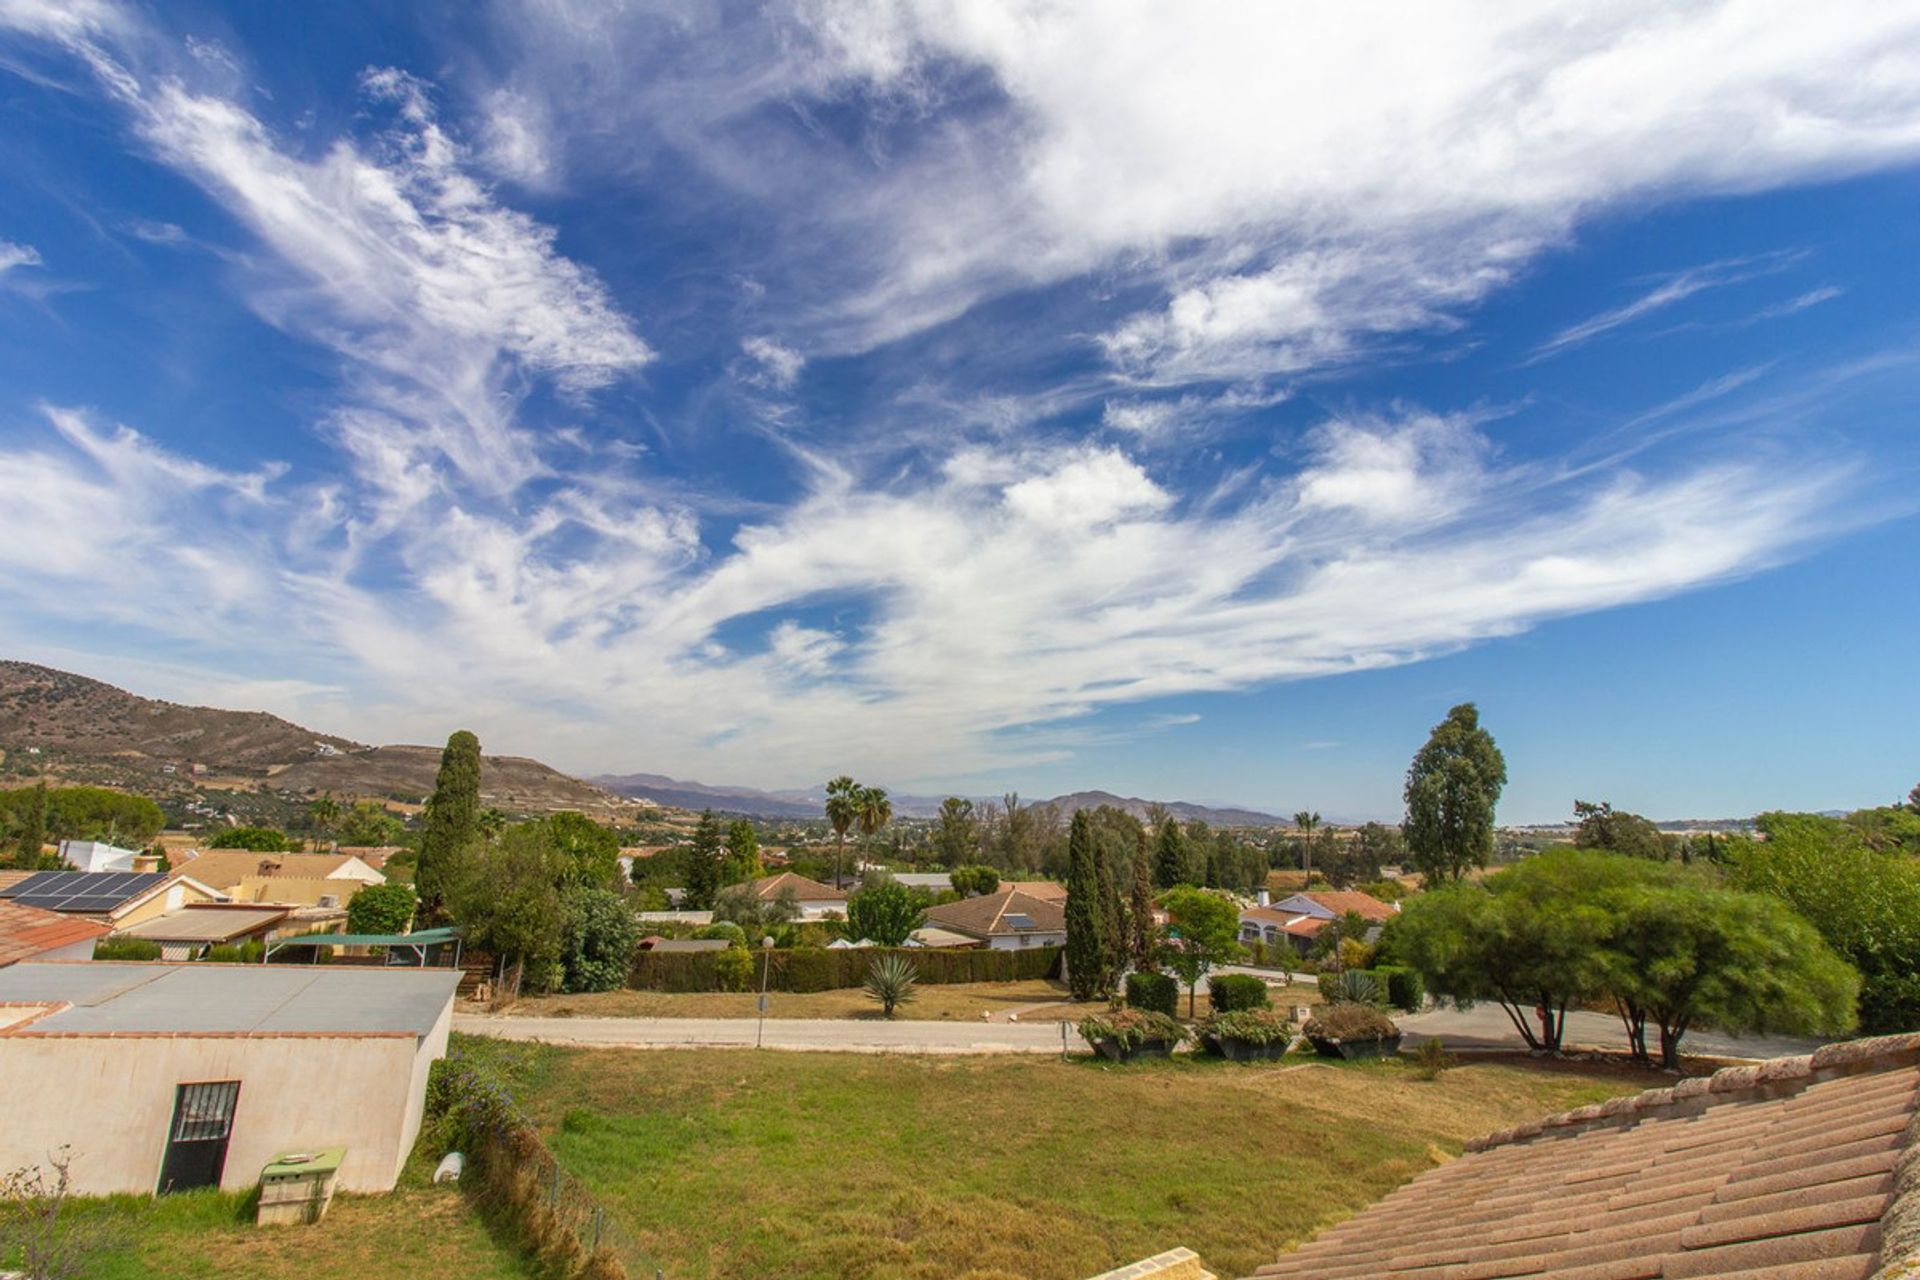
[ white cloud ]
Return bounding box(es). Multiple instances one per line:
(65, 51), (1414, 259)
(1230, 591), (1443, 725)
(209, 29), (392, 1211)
(740, 336), (805, 390)
(1003, 449), (1169, 530)
(0, 240), (41, 274)
(1529, 255), (1804, 361)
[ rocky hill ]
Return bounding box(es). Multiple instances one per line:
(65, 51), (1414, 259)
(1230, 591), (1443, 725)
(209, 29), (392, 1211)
(1038, 790), (1283, 827)
(0, 661), (648, 821)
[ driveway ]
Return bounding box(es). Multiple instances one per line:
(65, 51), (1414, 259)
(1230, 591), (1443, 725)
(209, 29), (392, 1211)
(456, 1013), (1075, 1055)
(1396, 1004), (1823, 1061)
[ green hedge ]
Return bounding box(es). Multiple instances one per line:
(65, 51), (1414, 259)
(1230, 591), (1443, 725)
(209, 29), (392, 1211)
(630, 944), (1061, 993)
(1125, 971), (1178, 1017)
(1374, 964), (1425, 1013)
(93, 937), (162, 962)
(1208, 973), (1270, 1013)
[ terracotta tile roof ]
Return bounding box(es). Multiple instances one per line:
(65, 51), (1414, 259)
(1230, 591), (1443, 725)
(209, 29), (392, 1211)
(1002, 880), (1069, 903)
(923, 888), (1066, 939)
(0, 900), (110, 966)
(1295, 890), (1398, 922)
(1246, 1034), (1920, 1280)
(747, 871), (844, 902)
(165, 850), (378, 890)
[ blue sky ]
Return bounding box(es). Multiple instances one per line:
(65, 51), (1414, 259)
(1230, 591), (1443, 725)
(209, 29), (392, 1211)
(1, 1), (1917, 822)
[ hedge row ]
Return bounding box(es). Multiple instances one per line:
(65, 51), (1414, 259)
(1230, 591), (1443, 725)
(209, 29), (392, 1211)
(1125, 971), (1178, 1017)
(629, 944), (1062, 993)
(1208, 973), (1271, 1013)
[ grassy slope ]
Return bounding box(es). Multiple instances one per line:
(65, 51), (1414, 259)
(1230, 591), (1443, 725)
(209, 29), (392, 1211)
(12, 1161), (531, 1280)
(459, 1035), (1658, 1280)
(506, 978), (1078, 1021)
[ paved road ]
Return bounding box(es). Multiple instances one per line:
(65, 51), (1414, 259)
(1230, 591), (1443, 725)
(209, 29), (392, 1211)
(456, 1013), (1075, 1055)
(1396, 1004), (1822, 1060)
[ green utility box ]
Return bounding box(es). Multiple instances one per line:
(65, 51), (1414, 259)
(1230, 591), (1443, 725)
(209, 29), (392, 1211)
(257, 1147), (346, 1226)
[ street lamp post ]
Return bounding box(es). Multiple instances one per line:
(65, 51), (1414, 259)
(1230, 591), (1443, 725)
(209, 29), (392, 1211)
(756, 935), (774, 1049)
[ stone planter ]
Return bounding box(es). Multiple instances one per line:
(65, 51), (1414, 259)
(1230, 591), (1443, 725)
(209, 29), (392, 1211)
(1309, 1033), (1402, 1061)
(1201, 1033), (1290, 1061)
(1090, 1036), (1178, 1062)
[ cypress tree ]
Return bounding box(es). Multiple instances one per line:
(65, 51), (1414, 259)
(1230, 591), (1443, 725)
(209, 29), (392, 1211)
(1152, 816), (1188, 889)
(1095, 829), (1126, 992)
(13, 781), (48, 868)
(1129, 826), (1157, 971)
(416, 729), (481, 920)
(724, 819), (762, 884)
(684, 810), (724, 909)
(1064, 809), (1104, 1000)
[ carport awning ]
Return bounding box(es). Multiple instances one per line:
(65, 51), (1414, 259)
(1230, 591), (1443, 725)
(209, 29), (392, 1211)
(268, 927), (460, 949)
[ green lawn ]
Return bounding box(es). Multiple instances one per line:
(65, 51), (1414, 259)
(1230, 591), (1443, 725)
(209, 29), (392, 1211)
(6, 1158), (532, 1280)
(457, 1034), (1660, 1280)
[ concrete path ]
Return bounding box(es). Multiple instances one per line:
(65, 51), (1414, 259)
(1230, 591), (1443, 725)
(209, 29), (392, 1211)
(1396, 1004), (1823, 1061)
(456, 1013), (1075, 1055)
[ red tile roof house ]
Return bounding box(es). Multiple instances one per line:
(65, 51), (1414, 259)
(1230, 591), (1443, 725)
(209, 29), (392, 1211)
(0, 899), (111, 966)
(745, 872), (847, 920)
(1089, 1033), (1920, 1280)
(1240, 890), (1399, 954)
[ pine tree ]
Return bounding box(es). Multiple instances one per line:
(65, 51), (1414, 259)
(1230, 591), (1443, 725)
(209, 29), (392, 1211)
(1129, 826), (1157, 971)
(1152, 816), (1188, 889)
(684, 810), (724, 909)
(1064, 810), (1105, 1000)
(415, 730), (481, 920)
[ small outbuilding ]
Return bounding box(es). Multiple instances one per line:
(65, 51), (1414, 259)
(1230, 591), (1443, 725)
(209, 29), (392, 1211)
(0, 962), (458, 1196)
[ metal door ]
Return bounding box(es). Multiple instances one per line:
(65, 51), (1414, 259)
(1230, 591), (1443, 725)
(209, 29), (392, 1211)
(157, 1081), (242, 1194)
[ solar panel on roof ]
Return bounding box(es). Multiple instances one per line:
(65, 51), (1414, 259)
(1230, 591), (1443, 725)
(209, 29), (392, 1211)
(0, 870), (166, 912)
(1004, 913), (1037, 930)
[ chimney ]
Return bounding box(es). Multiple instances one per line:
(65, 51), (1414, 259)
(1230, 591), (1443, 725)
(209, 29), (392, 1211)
(1257, 888), (1271, 907)
(133, 853), (162, 873)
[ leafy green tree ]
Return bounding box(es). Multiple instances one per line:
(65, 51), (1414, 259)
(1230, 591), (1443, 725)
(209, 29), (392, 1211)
(845, 880), (925, 946)
(12, 781), (47, 865)
(207, 826), (294, 852)
(1157, 887), (1244, 1017)
(336, 800), (404, 847)
(950, 865), (1000, 897)
(417, 729), (482, 920)
(724, 819), (762, 883)
(1333, 822), (1403, 888)
(0, 785), (165, 847)
(1064, 810), (1107, 1000)
(345, 882), (418, 935)
(541, 811), (621, 888)
(824, 776), (859, 889)
(1403, 702), (1507, 884)
(559, 886), (640, 993)
(449, 823), (564, 998)
(683, 810), (724, 910)
(1572, 800), (1670, 860)
(1388, 851), (1615, 1053)
(1726, 812), (1920, 1034)
(1601, 877), (1856, 1068)
(932, 797), (979, 868)
(1152, 816), (1188, 889)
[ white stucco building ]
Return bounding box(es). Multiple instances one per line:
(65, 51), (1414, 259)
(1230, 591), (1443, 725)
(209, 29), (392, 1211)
(0, 963), (457, 1195)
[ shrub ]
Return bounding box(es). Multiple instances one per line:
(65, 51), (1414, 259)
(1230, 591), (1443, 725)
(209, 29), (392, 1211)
(1374, 964), (1425, 1013)
(1077, 1007), (1186, 1051)
(559, 887), (640, 993)
(1305, 1002), (1399, 1042)
(1338, 937), (1375, 971)
(1204, 1007), (1293, 1045)
(714, 946), (755, 993)
(1207, 973), (1271, 1013)
(201, 943), (250, 964)
(93, 937), (161, 962)
(346, 882), (418, 935)
(1125, 971), (1178, 1017)
(1321, 969), (1383, 1007)
(695, 922), (749, 947)
(863, 954), (919, 1017)
(1411, 1037), (1453, 1080)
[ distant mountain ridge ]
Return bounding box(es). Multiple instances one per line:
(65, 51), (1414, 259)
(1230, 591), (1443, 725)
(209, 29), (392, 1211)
(0, 660), (642, 818)
(594, 772), (1285, 826)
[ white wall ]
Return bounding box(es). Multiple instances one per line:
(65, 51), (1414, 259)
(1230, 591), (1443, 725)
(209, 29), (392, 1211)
(985, 931), (1066, 950)
(0, 1030), (446, 1195)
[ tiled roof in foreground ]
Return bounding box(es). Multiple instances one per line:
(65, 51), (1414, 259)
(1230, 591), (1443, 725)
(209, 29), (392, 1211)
(1249, 1034), (1920, 1280)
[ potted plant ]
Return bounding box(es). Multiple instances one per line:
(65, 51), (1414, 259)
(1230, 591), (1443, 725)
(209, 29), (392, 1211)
(1200, 1007), (1294, 1061)
(1304, 1002), (1402, 1060)
(1078, 1007), (1186, 1061)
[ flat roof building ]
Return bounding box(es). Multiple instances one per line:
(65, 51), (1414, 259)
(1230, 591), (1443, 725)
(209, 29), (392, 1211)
(0, 963), (457, 1195)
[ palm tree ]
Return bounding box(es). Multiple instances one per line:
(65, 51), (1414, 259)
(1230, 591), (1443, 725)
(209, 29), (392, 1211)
(1294, 810), (1321, 883)
(824, 776), (859, 890)
(855, 786), (893, 877)
(308, 793), (340, 850)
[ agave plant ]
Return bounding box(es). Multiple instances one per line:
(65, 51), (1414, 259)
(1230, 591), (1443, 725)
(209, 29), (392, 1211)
(863, 953), (918, 1018)
(1330, 969), (1382, 1007)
